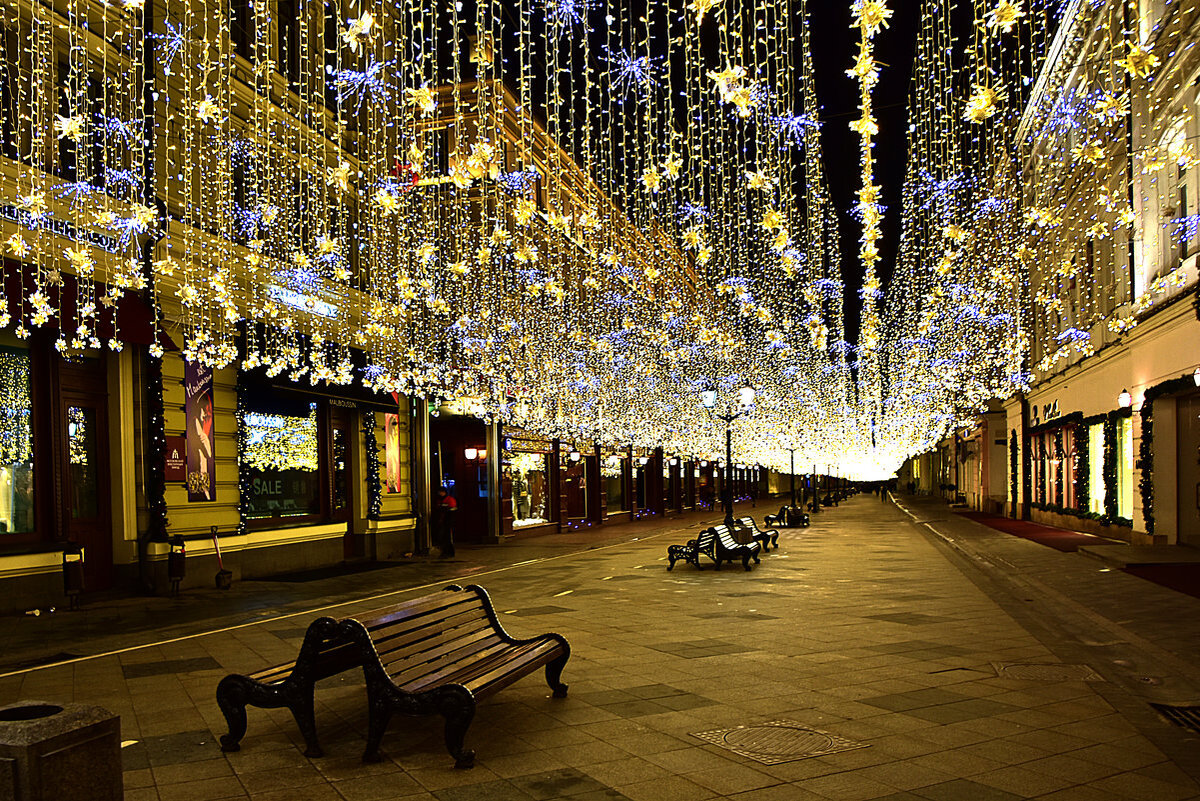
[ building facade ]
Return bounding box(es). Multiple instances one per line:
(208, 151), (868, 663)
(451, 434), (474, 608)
(906, 0), (1200, 547)
(0, 0), (797, 613)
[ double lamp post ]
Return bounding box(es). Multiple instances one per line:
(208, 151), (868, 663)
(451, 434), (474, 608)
(701, 385), (755, 529)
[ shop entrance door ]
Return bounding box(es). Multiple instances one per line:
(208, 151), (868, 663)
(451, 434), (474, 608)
(1178, 392), (1200, 547)
(563, 460), (586, 520)
(330, 406), (359, 559)
(62, 393), (112, 590)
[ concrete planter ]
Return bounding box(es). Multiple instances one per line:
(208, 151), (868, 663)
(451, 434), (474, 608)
(0, 701), (122, 800)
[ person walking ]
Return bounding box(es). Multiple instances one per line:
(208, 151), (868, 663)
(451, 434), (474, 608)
(434, 487), (457, 558)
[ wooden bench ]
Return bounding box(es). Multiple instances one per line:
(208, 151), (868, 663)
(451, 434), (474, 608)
(215, 616), (357, 758)
(764, 506), (809, 529)
(336, 584), (570, 768)
(667, 526), (760, 571)
(666, 526), (717, 571)
(737, 516), (779, 549)
(711, 524), (762, 570)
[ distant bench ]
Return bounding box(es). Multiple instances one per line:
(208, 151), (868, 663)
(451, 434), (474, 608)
(216, 585), (570, 768)
(666, 525), (761, 571)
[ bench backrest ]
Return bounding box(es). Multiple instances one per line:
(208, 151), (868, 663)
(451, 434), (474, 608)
(738, 516), (763, 532)
(346, 585), (514, 685)
(696, 526), (717, 549)
(714, 524), (759, 550)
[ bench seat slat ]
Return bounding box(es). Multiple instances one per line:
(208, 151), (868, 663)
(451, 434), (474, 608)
(447, 642), (564, 699)
(400, 638), (561, 696)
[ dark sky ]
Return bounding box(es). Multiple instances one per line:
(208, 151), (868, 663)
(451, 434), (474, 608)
(808, 2), (922, 347)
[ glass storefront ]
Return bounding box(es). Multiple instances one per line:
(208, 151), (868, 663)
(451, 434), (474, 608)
(508, 450), (551, 528)
(1088, 423), (1105, 514)
(602, 454), (626, 512)
(1117, 415), (1133, 519)
(241, 399), (322, 521)
(0, 345), (34, 535)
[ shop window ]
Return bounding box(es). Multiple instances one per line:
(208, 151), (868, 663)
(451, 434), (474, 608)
(1117, 416), (1134, 520)
(508, 451), (550, 528)
(241, 399), (322, 522)
(1061, 427), (1077, 510)
(0, 346), (34, 536)
(1088, 423), (1105, 514)
(67, 405), (99, 519)
(602, 455), (627, 512)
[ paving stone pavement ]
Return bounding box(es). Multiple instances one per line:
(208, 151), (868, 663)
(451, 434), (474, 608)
(2, 495), (1199, 800)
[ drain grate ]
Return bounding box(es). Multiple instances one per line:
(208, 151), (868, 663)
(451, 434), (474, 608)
(1150, 703), (1200, 735)
(993, 662), (1103, 682)
(691, 720), (867, 765)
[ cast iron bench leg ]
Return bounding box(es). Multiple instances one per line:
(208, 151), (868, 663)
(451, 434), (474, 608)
(435, 686), (477, 769)
(362, 694), (393, 764)
(742, 551), (753, 571)
(545, 650), (570, 698)
(216, 675), (323, 758)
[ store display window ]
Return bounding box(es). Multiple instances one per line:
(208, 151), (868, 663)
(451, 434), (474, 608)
(508, 450), (550, 528)
(0, 345), (34, 536)
(241, 397), (322, 522)
(602, 454), (627, 512)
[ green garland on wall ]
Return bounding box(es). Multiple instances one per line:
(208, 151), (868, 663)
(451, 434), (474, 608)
(1076, 422), (1089, 512)
(235, 381), (252, 537)
(1053, 428), (1064, 507)
(363, 411), (382, 520)
(1138, 374), (1198, 535)
(145, 352), (170, 541)
(1009, 429), (1018, 518)
(1102, 414), (1118, 524)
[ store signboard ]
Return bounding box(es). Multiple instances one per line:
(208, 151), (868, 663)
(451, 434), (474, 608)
(184, 360), (216, 501)
(164, 436), (187, 482)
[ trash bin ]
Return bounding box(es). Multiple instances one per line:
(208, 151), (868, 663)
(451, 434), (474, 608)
(0, 701), (122, 800)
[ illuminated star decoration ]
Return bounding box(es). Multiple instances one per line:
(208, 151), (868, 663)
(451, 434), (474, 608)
(54, 181), (96, 203)
(150, 19), (192, 75)
(1118, 41), (1159, 78)
(545, 0), (591, 28)
(772, 111), (820, 147)
(496, 167), (540, 196)
(679, 201), (709, 221)
(984, 0), (1024, 34)
(604, 47), (656, 95)
(336, 57), (394, 110)
(915, 170), (969, 211)
(96, 114), (141, 144)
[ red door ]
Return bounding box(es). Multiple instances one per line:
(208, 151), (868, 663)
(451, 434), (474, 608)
(62, 393), (112, 590)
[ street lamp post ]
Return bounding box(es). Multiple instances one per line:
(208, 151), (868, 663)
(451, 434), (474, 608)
(788, 448), (797, 509)
(811, 463), (820, 514)
(702, 386), (755, 529)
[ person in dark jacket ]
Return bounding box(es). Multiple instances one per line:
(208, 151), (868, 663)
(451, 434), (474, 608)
(434, 487), (457, 557)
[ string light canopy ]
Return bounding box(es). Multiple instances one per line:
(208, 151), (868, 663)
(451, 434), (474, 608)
(0, 0), (1115, 480)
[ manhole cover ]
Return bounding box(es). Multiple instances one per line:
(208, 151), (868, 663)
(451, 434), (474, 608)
(691, 720), (867, 765)
(993, 662), (1103, 682)
(1150, 703), (1200, 734)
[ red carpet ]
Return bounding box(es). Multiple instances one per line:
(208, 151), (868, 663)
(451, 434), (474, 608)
(957, 510), (1200, 599)
(1122, 564), (1200, 601)
(955, 511), (1108, 553)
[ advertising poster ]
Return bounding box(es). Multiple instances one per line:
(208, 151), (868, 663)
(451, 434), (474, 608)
(184, 361), (216, 502)
(384, 412), (401, 493)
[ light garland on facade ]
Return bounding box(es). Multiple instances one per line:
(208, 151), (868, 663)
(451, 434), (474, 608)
(6, 0), (1176, 482)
